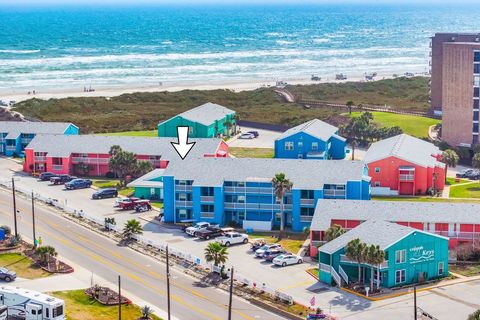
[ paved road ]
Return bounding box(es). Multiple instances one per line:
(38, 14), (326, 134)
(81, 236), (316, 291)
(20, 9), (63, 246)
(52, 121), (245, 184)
(0, 189), (285, 320)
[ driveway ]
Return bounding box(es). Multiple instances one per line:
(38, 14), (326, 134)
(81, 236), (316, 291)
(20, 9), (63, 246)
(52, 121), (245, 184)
(228, 127), (282, 149)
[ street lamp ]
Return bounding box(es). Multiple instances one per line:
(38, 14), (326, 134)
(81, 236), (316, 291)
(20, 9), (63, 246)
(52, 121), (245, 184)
(31, 191), (36, 248)
(11, 178), (18, 236)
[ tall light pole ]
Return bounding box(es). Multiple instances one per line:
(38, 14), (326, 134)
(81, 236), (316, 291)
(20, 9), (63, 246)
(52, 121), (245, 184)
(414, 286), (417, 320)
(31, 191), (36, 248)
(228, 267), (234, 320)
(118, 275), (122, 320)
(11, 178), (18, 236)
(166, 245), (171, 320)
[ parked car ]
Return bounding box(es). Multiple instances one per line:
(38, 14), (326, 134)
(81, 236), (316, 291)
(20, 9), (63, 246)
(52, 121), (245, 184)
(195, 226), (225, 240)
(186, 222), (217, 236)
(65, 178), (92, 190)
(0, 267), (16, 282)
(114, 197), (140, 208)
(255, 244), (282, 257)
(456, 169), (474, 178)
(135, 203), (152, 212)
(119, 198), (150, 210)
(239, 133), (255, 139)
(50, 174), (75, 185)
(273, 254), (303, 267)
(263, 248), (288, 262)
(216, 232), (249, 247)
(92, 188), (119, 199)
(39, 172), (57, 181)
(466, 169), (480, 180)
(247, 131), (259, 138)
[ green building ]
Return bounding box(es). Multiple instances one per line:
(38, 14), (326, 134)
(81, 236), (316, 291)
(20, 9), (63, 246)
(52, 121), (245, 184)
(127, 169), (165, 200)
(319, 219), (449, 289)
(158, 102), (237, 138)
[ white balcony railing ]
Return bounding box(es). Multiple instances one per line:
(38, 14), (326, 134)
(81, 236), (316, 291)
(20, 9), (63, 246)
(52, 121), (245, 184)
(435, 231), (480, 240)
(21, 138), (32, 144)
(300, 199), (315, 205)
(34, 156), (47, 162)
(175, 201), (193, 207)
(5, 146), (16, 151)
(200, 212), (215, 218)
(340, 254), (388, 269)
(52, 165), (63, 171)
(224, 186), (276, 194)
(339, 265), (349, 284)
(331, 267), (342, 286)
(319, 263), (331, 273)
(399, 174), (415, 181)
(175, 185), (193, 192)
(71, 157), (109, 165)
(200, 196), (214, 203)
(300, 215), (313, 222)
(323, 189), (346, 197)
(224, 202), (292, 210)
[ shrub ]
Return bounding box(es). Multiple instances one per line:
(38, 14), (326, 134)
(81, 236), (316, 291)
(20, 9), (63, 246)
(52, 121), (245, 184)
(456, 243), (480, 261)
(7, 234), (21, 247)
(105, 171), (115, 179)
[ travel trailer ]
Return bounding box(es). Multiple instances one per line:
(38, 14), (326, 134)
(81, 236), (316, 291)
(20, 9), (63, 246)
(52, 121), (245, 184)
(0, 286), (65, 320)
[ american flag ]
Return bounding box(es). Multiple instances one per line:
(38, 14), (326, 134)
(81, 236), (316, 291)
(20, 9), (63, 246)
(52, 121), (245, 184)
(310, 296), (316, 306)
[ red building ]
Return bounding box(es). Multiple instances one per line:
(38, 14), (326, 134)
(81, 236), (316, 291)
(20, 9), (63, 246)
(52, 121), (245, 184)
(364, 134), (445, 196)
(309, 199), (480, 256)
(23, 134), (228, 176)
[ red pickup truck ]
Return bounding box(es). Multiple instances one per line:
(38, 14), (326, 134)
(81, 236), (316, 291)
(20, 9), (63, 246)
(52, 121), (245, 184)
(118, 198), (151, 210)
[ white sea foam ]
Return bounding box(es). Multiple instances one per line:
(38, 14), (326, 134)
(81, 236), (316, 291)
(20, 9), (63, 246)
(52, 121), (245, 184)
(0, 49), (40, 54)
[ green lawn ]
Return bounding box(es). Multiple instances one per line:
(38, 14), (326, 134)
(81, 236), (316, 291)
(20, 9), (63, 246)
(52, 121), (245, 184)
(92, 179), (120, 189)
(249, 233), (306, 254)
(449, 182), (480, 199)
(51, 290), (162, 320)
(97, 130), (157, 137)
(446, 177), (470, 186)
(151, 202), (164, 209)
(372, 196), (480, 203)
(119, 187), (134, 197)
(0, 253), (50, 279)
(230, 147), (274, 158)
(350, 111), (440, 138)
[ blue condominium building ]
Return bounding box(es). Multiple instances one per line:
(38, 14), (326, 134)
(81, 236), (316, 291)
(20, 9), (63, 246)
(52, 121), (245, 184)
(0, 121), (79, 157)
(274, 119), (346, 160)
(163, 158), (370, 232)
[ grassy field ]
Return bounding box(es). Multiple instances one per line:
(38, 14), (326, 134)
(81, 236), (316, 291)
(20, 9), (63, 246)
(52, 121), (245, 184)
(446, 177), (470, 186)
(372, 196), (480, 203)
(449, 182), (480, 199)
(0, 253), (50, 279)
(249, 233), (306, 254)
(449, 264), (480, 277)
(289, 76), (430, 112)
(98, 130), (157, 137)
(229, 147), (274, 158)
(350, 111), (440, 138)
(51, 290), (162, 320)
(92, 179), (120, 189)
(13, 77), (430, 134)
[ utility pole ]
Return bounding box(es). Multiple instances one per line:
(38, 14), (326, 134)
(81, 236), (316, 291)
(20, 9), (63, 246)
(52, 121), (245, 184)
(11, 178), (18, 236)
(118, 275), (122, 320)
(228, 267), (234, 320)
(414, 286), (417, 320)
(31, 191), (36, 248)
(166, 245), (171, 320)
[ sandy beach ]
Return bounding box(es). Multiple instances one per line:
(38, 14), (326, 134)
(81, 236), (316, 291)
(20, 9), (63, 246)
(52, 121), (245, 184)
(0, 71), (428, 104)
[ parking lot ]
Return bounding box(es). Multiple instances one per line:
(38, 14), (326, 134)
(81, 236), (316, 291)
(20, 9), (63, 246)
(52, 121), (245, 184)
(227, 126), (282, 148)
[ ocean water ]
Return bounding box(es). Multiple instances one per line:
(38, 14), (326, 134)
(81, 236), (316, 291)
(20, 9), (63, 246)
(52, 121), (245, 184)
(1, 4), (480, 93)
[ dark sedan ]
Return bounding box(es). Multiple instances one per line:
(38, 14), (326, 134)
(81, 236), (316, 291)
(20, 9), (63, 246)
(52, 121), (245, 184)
(0, 267), (16, 282)
(92, 188), (119, 199)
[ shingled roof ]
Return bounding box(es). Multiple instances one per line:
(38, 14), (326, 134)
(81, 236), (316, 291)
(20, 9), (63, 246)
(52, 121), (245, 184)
(276, 119), (344, 142)
(160, 102), (235, 127)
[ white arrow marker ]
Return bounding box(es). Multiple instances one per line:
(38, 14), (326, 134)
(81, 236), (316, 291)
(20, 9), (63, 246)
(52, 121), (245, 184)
(171, 126), (196, 160)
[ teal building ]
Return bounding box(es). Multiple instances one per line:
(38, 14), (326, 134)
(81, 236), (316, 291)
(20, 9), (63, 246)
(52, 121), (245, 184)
(319, 220), (449, 289)
(158, 102), (237, 138)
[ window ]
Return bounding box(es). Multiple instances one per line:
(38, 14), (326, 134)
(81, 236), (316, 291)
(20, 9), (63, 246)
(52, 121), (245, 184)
(298, 154), (303, 159)
(46, 308), (49, 318)
(475, 76), (480, 87)
(237, 181), (245, 187)
(178, 193), (187, 201)
(474, 123), (479, 133)
(311, 142), (318, 151)
(238, 212), (245, 220)
(53, 305), (64, 317)
(474, 111), (479, 121)
(374, 181), (381, 187)
(475, 51), (480, 62)
(237, 195), (245, 203)
(438, 262), (444, 275)
(395, 269), (406, 284)
(475, 64), (480, 74)
(375, 167), (381, 173)
(301, 190), (314, 199)
(32, 310), (37, 315)
(474, 99), (479, 110)
(285, 142), (294, 151)
(373, 269), (383, 283)
(300, 207), (315, 216)
(395, 250), (406, 264)
(298, 141), (303, 148)
(178, 209), (187, 219)
(475, 88), (480, 98)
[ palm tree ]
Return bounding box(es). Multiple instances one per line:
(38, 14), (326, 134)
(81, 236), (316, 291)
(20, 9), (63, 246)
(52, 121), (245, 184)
(468, 309), (480, 320)
(204, 242), (228, 267)
(441, 149), (459, 182)
(135, 160), (154, 177)
(324, 224), (345, 242)
(364, 245), (385, 291)
(223, 120), (233, 137)
(473, 152), (480, 172)
(122, 219), (143, 241)
(232, 114), (240, 134)
(140, 305), (152, 319)
(346, 100), (354, 114)
(272, 173), (293, 233)
(345, 238), (367, 283)
(35, 245), (57, 266)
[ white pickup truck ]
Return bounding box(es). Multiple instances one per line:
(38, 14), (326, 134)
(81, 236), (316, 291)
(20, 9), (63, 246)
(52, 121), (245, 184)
(216, 232), (249, 247)
(185, 222), (219, 236)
